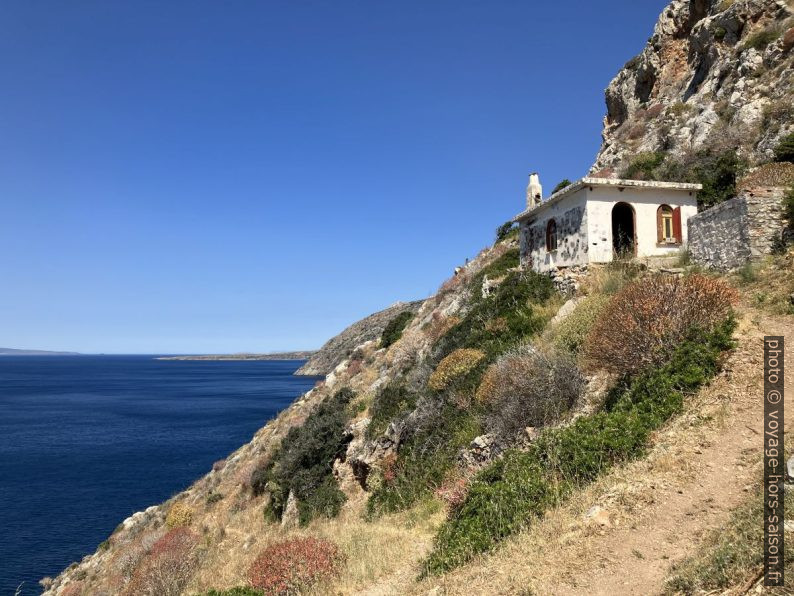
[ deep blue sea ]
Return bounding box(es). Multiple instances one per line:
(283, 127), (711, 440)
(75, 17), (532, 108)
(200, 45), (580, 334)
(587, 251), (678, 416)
(0, 356), (320, 595)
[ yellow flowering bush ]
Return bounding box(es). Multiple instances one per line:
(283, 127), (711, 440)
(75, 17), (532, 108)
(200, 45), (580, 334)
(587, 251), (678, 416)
(428, 349), (486, 391)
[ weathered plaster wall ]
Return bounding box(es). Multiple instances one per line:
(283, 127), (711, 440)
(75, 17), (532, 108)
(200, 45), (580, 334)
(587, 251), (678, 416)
(586, 186), (699, 263)
(519, 189), (588, 273)
(688, 187), (787, 271)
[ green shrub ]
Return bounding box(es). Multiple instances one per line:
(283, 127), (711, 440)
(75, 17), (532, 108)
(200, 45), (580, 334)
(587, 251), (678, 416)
(639, 149), (745, 207)
(550, 295), (610, 355)
(620, 152), (665, 180)
(551, 179), (572, 194)
(366, 403), (481, 518)
(742, 27), (781, 51)
(428, 349), (486, 391)
(423, 320), (736, 575)
(713, 26), (727, 40)
(254, 388), (354, 525)
(470, 248), (520, 291)
(436, 269), (554, 361)
(367, 380), (419, 439)
(784, 187), (794, 224)
(774, 133), (794, 164)
(381, 311), (414, 349)
(206, 492), (223, 506)
(736, 262), (759, 284)
(495, 220), (518, 242)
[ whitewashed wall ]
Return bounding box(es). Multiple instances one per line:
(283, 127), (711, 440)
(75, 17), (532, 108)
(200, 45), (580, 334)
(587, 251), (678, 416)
(585, 186), (698, 263)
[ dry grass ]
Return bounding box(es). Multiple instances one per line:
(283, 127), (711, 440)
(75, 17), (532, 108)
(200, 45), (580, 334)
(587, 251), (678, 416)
(186, 492), (445, 594)
(733, 250), (794, 317)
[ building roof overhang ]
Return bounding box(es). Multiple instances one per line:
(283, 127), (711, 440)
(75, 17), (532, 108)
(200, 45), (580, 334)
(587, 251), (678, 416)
(512, 177), (703, 222)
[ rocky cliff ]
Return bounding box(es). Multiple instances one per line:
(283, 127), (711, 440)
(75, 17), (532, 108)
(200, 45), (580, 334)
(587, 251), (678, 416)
(591, 0), (793, 177)
(294, 300), (424, 376)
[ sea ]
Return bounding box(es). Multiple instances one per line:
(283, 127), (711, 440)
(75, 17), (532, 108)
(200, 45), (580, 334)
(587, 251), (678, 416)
(0, 356), (320, 595)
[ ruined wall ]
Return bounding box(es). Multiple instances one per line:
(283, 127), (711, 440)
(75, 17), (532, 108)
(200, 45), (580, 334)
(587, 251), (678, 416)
(688, 187), (787, 271)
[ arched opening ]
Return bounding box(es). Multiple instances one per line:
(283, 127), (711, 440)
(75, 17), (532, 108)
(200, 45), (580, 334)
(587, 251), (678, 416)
(611, 202), (635, 257)
(546, 219), (557, 252)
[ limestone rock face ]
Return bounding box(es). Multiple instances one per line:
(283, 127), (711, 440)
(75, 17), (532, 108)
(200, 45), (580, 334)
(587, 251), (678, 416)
(591, 0), (794, 177)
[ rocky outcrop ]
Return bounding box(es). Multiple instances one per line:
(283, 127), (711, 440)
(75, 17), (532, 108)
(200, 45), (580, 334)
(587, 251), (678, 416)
(294, 300), (424, 376)
(591, 0), (794, 176)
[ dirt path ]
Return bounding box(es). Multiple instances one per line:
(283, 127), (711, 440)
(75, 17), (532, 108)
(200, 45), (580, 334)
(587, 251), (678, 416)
(410, 309), (793, 595)
(537, 310), (793, 595)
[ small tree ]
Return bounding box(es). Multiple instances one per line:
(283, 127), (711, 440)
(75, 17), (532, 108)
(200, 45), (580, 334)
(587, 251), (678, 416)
(495, 220), (517, 242)
(551, 179), (572, 194)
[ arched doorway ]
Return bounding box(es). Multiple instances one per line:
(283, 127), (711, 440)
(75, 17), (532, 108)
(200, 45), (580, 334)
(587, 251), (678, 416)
(612, 202), (636, 257)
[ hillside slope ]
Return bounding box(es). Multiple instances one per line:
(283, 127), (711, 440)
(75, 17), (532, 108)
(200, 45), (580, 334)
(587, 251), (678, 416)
(591, 0), (793, 177)
(294, 300), (424, 376)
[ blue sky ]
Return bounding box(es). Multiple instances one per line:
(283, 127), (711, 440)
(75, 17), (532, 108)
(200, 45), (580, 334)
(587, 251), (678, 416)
(0, 1), (667, 354)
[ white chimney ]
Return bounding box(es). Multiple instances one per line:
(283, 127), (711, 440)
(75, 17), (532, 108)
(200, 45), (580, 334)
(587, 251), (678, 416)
(526, 172), (543, 209)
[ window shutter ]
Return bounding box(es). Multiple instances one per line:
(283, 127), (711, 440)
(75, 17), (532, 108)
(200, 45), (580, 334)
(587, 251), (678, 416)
(672, 207), (682, 243)
(656, 207), (663, 243)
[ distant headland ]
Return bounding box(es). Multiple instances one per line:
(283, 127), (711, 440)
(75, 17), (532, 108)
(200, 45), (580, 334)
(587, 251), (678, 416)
(156, 351), (316, 361)
(0, 347), (80, 356)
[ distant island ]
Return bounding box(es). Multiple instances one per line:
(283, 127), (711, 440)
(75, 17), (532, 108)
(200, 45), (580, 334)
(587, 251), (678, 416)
(156, 351), (316, 361)
(0, 347), (80, 356)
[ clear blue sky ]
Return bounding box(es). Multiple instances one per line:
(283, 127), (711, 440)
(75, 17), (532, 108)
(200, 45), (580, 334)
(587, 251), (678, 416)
(0, 1), (667, 354)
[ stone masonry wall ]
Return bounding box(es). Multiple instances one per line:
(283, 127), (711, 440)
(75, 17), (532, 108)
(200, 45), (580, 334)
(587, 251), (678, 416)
(688, 198), (750, 271)
(688, 187), (787, 271)
(741, 186), (787, 257)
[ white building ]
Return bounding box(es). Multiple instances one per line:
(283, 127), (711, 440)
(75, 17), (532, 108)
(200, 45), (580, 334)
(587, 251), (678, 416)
(513, 174), (701, 273)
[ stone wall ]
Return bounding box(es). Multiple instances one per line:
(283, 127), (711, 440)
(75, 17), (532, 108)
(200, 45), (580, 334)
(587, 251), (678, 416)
(688, 187), (787, 271)
(742, 186), (787, 257)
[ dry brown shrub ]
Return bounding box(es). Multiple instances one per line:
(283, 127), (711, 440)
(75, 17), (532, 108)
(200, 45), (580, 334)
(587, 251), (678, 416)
(428, 349), (486, 391)
(435, 470), (472, 512)
(738, 162), (794, 189)
(582, 274), (738, 376)
(60, 581), (85, 596)
(125, 527), (199, 596)
(247, 536), (345, 595)
(645, 104), (665, 119)
(592, 167), (615, 178)
(477, 345), (585, 439)
(427, 313), (461, 343)
(381, 452), (398, 486)
(346, 358), (363, 377)
(484, 317), (509, 334)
